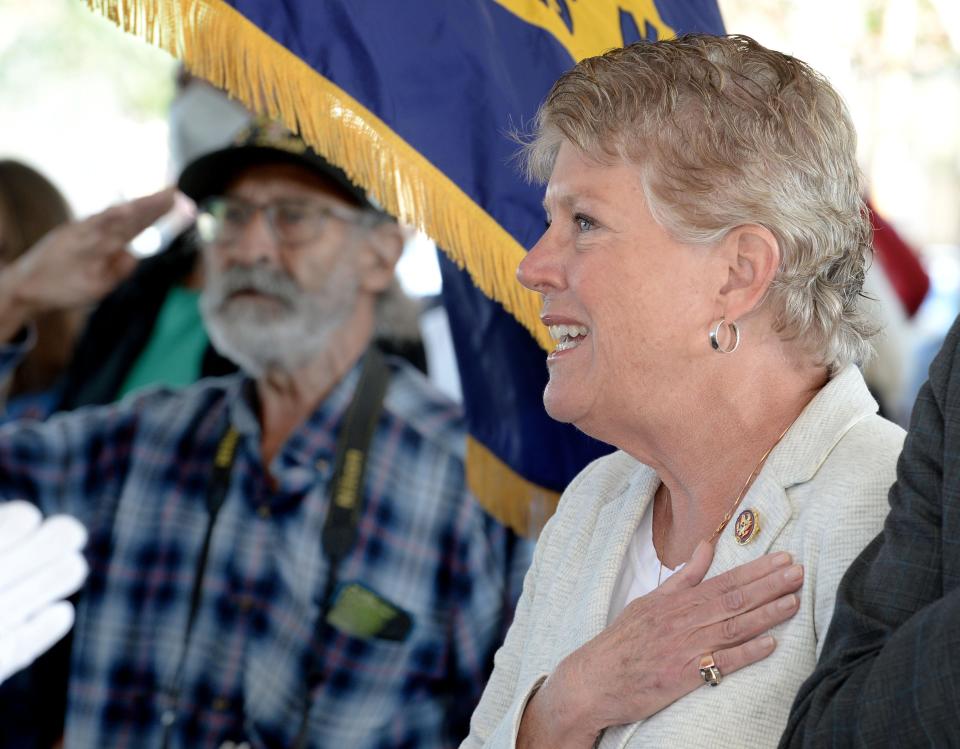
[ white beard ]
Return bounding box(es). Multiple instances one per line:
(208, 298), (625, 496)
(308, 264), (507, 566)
(200, 261), (359, 378)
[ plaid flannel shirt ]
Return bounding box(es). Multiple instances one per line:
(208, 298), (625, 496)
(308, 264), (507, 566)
(0, 338), (531, 748)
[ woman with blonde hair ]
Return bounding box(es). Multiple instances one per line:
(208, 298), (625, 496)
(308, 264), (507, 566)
(464, 34), (904, 748)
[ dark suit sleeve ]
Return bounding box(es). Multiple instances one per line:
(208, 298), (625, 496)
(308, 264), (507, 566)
(781, 317), (960, 748)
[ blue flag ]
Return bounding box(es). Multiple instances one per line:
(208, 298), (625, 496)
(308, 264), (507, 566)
(86, 0), (725, 535)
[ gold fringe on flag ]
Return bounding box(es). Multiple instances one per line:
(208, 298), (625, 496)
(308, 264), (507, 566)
(466, 437), (560, 538)
(85, 0), (552, 354)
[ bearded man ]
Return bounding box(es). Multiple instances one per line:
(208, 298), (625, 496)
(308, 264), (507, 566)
(0, 123), (530, 749)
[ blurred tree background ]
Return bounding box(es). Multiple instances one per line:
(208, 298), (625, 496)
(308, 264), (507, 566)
(723, 0), (960, 246)
(0, 0), (175, 216)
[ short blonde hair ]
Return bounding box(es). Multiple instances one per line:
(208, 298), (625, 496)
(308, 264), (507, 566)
(523, 34), (875, 371)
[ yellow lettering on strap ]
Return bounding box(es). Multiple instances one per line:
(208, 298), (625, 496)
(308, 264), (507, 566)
(334, 448), (364, 509)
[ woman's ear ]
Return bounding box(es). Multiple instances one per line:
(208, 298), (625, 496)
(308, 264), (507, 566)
(358, 221), (405, 293)
(716, 224), (780, 320)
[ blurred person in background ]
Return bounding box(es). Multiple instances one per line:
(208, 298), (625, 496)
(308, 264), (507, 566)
(0, 81), (250, 745)
(6, 78), (427, 747)
(0, 73), (243, 747)
(0, 160), (79, 421)
(57, 76), (427, 412)
(0, 122), (529, 748)
(0, 186), (173, 749)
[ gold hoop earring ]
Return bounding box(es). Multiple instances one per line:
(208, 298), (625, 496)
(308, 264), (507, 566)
(709, 319), (740, 354)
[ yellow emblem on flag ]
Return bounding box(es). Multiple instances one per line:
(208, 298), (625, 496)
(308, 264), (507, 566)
(494, 0), (675, 61)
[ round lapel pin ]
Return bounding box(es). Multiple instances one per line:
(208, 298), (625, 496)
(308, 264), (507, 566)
(734, 508), (760, 545)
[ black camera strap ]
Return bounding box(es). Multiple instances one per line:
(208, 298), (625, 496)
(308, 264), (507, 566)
(162, 347), (389, 748)
(317, 345), (390, 619)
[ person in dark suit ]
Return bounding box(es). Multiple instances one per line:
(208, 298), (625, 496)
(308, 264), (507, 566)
(781, 313), (960, 747)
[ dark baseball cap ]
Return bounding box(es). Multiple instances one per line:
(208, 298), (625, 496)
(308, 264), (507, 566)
(177, 118), (373, 209)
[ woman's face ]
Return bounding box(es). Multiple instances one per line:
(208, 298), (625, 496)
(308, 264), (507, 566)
(517, 141), (723, 441)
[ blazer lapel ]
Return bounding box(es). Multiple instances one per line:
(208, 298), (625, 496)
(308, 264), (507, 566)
(709, 473), (792, 574)
(710, 364), (878, 576)
(565, 466), (660, 649)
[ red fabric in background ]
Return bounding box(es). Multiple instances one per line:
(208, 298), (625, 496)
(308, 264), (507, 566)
(869, 200), (930, 318)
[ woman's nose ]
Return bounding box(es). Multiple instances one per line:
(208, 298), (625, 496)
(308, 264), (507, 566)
(517, 230), (565, 293)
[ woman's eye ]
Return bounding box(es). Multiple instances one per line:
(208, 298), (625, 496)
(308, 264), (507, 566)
(574, 214), (595, 232)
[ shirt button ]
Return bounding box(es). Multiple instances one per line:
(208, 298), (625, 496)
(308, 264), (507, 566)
(258, 505), (271, 519)
(238, 596), (253, 613)
(213, 696), (230, 711)
(161, 709), (176, 727)
(315, 458), (329, 472)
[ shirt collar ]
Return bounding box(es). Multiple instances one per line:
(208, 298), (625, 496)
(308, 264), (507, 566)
(762, 364), (879, 488)
(226, 355), (368, 470)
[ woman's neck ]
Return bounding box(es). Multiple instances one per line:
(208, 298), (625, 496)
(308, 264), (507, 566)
(640, 352), (827, 567)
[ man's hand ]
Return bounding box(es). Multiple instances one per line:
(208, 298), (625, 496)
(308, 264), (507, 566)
(0, 187), (175, 342)
(0, 501), (89, 685)
(518, 543), (804, 748)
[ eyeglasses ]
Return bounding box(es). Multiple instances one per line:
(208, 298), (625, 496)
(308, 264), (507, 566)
(196, 195), (373, 246)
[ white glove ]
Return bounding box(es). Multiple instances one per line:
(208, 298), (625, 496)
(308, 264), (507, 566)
(0, 501), (88, 685)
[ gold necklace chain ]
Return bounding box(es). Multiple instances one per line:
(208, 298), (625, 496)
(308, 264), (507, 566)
(655, 423), (791, 586)
(705, 423), (791, 543)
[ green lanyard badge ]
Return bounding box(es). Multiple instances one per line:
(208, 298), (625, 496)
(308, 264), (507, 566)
(325, 581), (413, 641)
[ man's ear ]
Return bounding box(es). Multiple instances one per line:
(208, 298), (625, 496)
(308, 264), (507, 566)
(716, 224), (780, 320)
(358, 221), (405, 293)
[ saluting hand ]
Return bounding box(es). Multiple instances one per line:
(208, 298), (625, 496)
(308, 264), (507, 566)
(0, 187), (175, 342)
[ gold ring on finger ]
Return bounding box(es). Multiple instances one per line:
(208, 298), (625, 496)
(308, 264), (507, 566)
(699, 653), (722, 687)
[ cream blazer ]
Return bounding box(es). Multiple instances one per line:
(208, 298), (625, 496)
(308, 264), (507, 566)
(463, 366), (905, 749)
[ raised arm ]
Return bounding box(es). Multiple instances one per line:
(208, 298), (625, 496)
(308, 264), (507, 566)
(0, 189), (176, 519)
(0, 188), (174, 343)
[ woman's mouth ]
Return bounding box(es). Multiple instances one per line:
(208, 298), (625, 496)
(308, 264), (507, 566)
(548, 324), (589, 353)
